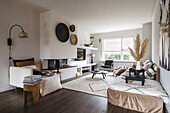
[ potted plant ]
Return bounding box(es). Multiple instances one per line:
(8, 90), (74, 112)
(84, 36), (101, 47)
(128, 34), (149, 70)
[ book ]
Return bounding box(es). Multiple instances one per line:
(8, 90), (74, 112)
(23, 78), (42, 84)
(23, 80), (43, 85)
(23, 75), (42, 84)
(24, 75), (41, 81)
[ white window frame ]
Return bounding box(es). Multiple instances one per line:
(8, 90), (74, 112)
(102, 36), (135, 61)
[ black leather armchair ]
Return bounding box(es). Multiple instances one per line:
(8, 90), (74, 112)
(101, 60), (114, 71)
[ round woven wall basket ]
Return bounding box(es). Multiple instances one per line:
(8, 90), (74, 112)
(70, 34), (78, 45)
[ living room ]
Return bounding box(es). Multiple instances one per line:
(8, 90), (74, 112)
(0, 0), (170, 113)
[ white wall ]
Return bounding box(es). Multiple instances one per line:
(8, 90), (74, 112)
(91, 28), (142, 67)
(40, 10), (91, 66)
(0, 0), (40, 92)
(152, 0), (161, 65)
(142, 22), (152, 61)
(77, 26), (91, 46)
(40, 10), (77, 59)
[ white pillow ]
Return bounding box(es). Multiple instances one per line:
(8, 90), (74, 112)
(142, 62), (152, 70)
(41, 75), (62, 97)
(22, 65), (37, 69)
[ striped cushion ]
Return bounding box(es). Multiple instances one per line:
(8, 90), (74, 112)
(145, 68), (156, 80)
(142, 62), (153, 70)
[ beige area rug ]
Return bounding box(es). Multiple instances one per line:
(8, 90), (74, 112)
(62, 74), (169, 103)
(62, 74), (113, 97)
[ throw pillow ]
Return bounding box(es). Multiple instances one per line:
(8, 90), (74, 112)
(145, 68), (156, 80)
(120, 68), (129, 76)
(152, 64), (158, 71)
(13, 58), (35, 67)
(143, 60), (151, 65)
(15, 61), (35, 67)
(142, 62), (153, 70)
(22, 65), (37, 69)
(113, 66), (127, 76)
(116, 69), (126, 76)
(41, 75), (62, 97)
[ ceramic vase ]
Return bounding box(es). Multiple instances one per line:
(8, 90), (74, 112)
(136, 61), (141, 70)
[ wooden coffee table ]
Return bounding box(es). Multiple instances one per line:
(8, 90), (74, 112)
(91, 70), (108, 79)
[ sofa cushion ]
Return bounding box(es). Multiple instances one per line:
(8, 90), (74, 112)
(22, 64), (41, 75)
(143, 60), (152, 65)
(152, 64), (159, 71)
(22, 65), (37, 69)
(16, 61), (35, 67)
(142, 62), (153, 70)
(114, 66), (127, 76)
(101, 65), (111, 68)
(120, 68), (130, 76)
(13, 58), (35, 67)
(145, 68), (156, 80)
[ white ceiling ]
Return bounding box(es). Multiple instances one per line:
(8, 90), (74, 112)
(12, 0), (156, 34)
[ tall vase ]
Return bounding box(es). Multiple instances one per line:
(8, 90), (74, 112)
(136, 61), (141, 70)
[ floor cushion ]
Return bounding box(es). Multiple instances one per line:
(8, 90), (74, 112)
(41, 75), (62, 97)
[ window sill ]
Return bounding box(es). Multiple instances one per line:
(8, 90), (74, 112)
(114, 60), (135, 63)
(100, 60), (135, 63)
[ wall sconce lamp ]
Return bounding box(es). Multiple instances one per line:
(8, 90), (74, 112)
(7, 24), (28, 65)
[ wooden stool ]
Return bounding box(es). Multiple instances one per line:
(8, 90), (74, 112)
(23, 83), (41, 104)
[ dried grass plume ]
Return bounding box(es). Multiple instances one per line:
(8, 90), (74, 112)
(128, 34), (149, 61)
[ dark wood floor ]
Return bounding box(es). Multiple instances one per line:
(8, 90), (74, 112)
(0, 74), (140, 113)
(0, 88), (140, 113)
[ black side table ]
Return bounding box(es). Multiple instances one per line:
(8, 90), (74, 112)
(91, 71), (108, 79)
(125, 68), (145, 86)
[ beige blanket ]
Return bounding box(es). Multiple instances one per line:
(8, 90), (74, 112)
(107, 88), (164, 113)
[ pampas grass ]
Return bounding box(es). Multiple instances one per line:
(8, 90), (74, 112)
(129, 48), (138, 61)
(128, 34), (149, 61)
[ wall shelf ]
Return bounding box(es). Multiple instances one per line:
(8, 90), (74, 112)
(77, 63), (97, 76)
(77, 46), (98, 50)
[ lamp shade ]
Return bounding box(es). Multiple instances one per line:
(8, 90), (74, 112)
(19, 31), (28, 38)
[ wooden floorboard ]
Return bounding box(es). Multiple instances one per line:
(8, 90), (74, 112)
(0, 88), (140, 113)
(0, 74), (140, 113)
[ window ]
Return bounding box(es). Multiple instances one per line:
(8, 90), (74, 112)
(103, 36), (134, 61)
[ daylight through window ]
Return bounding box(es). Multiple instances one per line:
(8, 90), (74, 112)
(103, 36), (134, 61)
